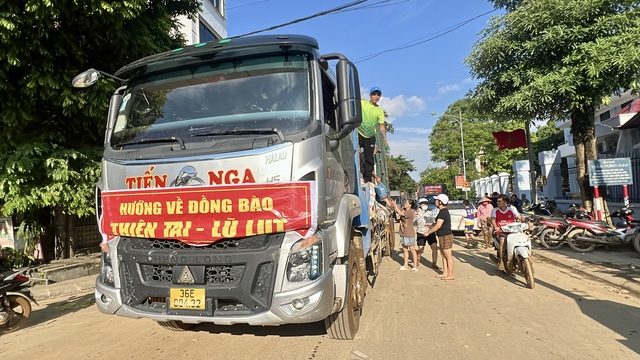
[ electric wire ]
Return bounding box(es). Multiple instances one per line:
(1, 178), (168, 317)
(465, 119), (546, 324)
(354, 8), (498, 63)
(232, 0), (370, 38)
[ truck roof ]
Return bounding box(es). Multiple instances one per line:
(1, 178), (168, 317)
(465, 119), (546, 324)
(115, 34), (320, 80)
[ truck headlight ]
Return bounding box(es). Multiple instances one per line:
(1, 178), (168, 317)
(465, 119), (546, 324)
(287, 235), (322, 282)
(101, 243), (115, 287)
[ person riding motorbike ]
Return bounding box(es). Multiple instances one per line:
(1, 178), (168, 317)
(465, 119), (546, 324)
(490, 194), (524, 271)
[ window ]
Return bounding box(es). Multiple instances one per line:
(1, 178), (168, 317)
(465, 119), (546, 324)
(620, 100), (632, 113)
(599, 111), (610, 122)
(199, 20), (217, 43)
(207, 0), (223, 15)
(110, 54), (312, 147)
(321, 71), (337, 130)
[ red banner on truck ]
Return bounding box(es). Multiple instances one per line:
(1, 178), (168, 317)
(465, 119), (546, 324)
(99, 182), (316, 246)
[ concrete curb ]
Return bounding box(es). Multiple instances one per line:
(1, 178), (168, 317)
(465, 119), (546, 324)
(533, 250), (640, 298)
(30, 275), (97, 301)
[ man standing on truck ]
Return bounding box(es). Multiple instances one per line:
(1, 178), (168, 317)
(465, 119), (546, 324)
(359, 86), (387, 184)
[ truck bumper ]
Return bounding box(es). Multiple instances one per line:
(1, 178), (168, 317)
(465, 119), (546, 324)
(95, 269), (335, 326)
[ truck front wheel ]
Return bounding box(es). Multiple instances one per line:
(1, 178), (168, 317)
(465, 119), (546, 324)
(157, 320), (195, 331)
(325, 235), (365, 340)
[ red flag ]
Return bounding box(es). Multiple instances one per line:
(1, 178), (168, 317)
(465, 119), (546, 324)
(492, 129), (527, 150)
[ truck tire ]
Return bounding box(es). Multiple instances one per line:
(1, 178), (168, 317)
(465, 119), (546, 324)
(325, 235), (366, 340)
(157, 320), (195, 331)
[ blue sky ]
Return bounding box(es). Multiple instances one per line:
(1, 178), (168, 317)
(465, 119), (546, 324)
(228, 0), (502, 180)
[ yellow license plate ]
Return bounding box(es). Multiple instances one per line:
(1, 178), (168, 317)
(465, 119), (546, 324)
(169, 288), (206, 310)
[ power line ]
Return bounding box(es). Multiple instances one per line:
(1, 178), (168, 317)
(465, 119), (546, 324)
(354, 8), (498, 63)
(232, 0), (371, 38)
(227, 0), (271, 11)
(335, 0), (410, 13)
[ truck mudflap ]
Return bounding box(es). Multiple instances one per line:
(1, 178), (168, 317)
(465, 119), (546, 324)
(95, 268), (335, 325)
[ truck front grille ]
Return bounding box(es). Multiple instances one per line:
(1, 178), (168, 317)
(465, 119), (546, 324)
(141, 264), (245, 285)
(129, 237), (270, 251)
(116, 233), (284, 316)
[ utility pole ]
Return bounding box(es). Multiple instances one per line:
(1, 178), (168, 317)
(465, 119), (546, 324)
(459, 109), (468, 199)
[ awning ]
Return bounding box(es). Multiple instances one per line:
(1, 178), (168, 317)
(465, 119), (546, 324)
(618, 112), (640, 129)
(612, 98), (640, 117)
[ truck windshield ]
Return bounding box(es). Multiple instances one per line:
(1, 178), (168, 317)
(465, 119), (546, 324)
(111, 53), (312, 147)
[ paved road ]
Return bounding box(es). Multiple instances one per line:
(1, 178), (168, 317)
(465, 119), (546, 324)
(2, 236), (639, 360)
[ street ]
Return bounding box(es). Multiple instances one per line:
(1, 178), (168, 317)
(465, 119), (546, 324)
(1, 236), (639, 360)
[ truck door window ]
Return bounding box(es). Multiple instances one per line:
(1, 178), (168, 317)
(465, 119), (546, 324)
(321, 71), (337, 131)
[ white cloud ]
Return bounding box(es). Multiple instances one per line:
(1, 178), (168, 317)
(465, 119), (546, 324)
(378, 95), (426, 123)
(393, 127), (432, 135)
(436, 77), (474, 95)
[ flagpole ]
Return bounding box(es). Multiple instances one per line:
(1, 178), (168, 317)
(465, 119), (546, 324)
(525, 120), (536, 204)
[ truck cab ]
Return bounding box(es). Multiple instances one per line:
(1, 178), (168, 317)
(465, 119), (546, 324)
(74, 35), (393, 340)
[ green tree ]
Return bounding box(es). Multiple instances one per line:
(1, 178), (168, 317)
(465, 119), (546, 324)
(386, 155), (416, 195)
(0, 0), (200, 258)
(429, 97), (529, 179)
(531, 120), (564, 157)
(466, 0), (640, 209)
(418, 166), (476, 200)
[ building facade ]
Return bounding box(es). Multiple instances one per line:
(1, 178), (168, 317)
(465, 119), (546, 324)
(178, 0), (228, 45)
(554, 91), (640, 202)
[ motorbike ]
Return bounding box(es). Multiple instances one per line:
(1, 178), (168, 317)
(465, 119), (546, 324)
(563, 206), (639, 253)
(533, 204), (593, 250)
(0, 267), (37, 333)
(528, 199), (557, 216)
(490, 222), (535, 289)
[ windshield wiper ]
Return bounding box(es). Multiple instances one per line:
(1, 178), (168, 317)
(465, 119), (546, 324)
(114, 136), (186, 150)
(190, 128), (285, 142)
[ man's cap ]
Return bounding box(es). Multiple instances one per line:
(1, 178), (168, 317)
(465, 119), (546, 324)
(478, 196), (492, 204)
(418, 197), (429, 204)
(369, 86), (382, 95)
(434, 194), (449, 205)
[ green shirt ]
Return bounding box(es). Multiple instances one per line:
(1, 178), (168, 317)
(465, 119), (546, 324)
(358, 100), (385, 138)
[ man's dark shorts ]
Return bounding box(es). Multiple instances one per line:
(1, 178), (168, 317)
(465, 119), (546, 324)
(417, 233), (437, 246)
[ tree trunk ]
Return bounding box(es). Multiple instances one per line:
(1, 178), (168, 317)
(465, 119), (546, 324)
(571, 106), (596, 212)
(68, 215), (77, 258)
(54, 205), (69, 259)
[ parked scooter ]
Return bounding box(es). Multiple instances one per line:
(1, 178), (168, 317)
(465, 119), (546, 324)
(564, 206), (639, 253)
(528, 199), (557, 216)
(534, 204), (593, 250)
(490, 222), (535, 289)
(0, 267), (37, 333)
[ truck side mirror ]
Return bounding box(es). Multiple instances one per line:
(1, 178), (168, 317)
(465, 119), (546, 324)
(336, 59), (362, 131)
(72, 69), (101, 88)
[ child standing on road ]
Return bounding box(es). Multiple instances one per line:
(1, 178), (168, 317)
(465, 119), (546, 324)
(458, 200), (477, 248)
(415, 198), (440, 269)
(388, 198), (419, 272)
(477, 196), (494, 248)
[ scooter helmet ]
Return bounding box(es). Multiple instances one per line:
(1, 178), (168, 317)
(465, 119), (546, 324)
(575, 212), (589, 219)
